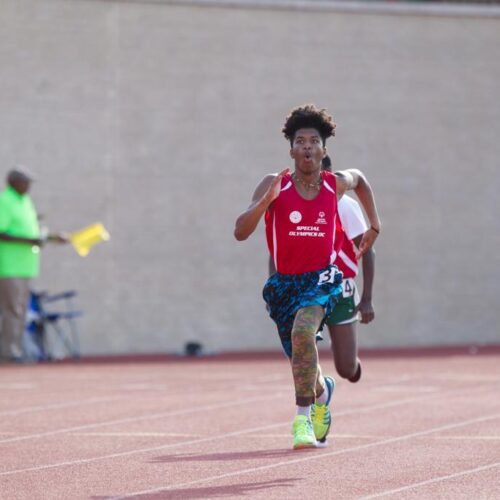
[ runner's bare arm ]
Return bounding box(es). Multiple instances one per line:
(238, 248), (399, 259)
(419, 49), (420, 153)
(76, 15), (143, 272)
(335, 169), (381, 256)
(234, 168), (289, 241)
(352, 234), (375, 324)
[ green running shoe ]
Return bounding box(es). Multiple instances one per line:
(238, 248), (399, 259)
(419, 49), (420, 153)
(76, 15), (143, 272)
(292, 415), (317, 450)
(311, 376), (335, 443)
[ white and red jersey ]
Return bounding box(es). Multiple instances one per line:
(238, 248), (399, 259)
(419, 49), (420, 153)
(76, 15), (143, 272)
(335, 195), (368, 279)
(265, 171), (343, 274)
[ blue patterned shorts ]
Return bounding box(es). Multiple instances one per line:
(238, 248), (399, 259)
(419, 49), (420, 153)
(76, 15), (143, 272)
(263, 265), (343, 358)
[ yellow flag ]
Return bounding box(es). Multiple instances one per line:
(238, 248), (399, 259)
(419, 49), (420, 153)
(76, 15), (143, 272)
(70, 223), (110, 257)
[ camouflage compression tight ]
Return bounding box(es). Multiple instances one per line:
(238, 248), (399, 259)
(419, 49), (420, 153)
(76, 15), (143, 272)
(291, 305), (327, 407)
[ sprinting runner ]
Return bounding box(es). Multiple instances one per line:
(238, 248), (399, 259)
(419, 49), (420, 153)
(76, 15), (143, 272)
(322, 155), (375, 384)
(267, 155), (376, 442)
(234, 104), (381, 449)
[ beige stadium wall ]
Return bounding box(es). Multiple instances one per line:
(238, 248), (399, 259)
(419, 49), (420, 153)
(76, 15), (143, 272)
(0, 0), (499, 355)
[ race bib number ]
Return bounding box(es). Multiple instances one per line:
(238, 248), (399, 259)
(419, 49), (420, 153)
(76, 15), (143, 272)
(318, 268), (335, 285)
(342, 278), (357, 298)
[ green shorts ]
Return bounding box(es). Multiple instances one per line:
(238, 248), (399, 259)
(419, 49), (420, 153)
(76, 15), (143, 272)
(325, 278), (360, 326)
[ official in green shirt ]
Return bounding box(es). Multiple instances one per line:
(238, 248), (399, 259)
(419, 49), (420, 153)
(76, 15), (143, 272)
(0, 168), (67, 362)
(0, 184), (41, 277)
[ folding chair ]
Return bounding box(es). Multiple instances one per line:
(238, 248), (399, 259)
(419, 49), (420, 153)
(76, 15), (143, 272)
(25, 290), (83, 360)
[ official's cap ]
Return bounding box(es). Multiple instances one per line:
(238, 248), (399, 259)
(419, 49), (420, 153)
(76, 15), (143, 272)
(7, 165), (36, 183)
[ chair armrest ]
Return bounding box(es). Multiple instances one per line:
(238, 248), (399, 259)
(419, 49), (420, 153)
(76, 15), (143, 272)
(43, 290), (78, 303)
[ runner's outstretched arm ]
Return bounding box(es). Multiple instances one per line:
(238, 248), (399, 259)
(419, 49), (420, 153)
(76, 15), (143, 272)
(335, 169), (381, 256)
(234, 168), (289, 241)
(352, 234), (375, 324)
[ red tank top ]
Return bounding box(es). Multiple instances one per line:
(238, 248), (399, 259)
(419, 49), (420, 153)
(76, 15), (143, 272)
(265, 171), (342, 274)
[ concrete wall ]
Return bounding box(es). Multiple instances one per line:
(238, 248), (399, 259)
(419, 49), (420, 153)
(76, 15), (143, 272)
(1, 0), (499, 354)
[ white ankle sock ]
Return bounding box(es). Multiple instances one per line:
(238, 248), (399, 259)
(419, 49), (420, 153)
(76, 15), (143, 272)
(296, 405), (311, 418)
(316, 383), (329, 405)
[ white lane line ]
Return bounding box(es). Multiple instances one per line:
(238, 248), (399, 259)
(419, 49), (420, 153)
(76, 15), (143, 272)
(0, 383), (36, 390)
(248, 434), (500, 441)
(246, 433), (379, 439)
(70, 432), (200, 438)
(179, 373), (289, 383)
(0, 396), (127, 417)
(374, 386), (439, 393)
(433, 435), (500, 441)
(432, 375), (500, 382)
(360, 461), (500, 499)
(107, 412), (500, 500)
(119, 384), (171, 391)
(0, 393), (285, 445)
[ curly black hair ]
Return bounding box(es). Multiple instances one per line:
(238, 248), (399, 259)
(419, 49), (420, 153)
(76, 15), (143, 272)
(282, 104), (336, 146)
(321, 154), (332, 172)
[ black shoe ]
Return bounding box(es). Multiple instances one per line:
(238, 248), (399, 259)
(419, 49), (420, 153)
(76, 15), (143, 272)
(348, 361), (362, 383)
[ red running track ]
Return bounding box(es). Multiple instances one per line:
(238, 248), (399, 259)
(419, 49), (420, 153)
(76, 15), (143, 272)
(0, 348), (499, 499)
